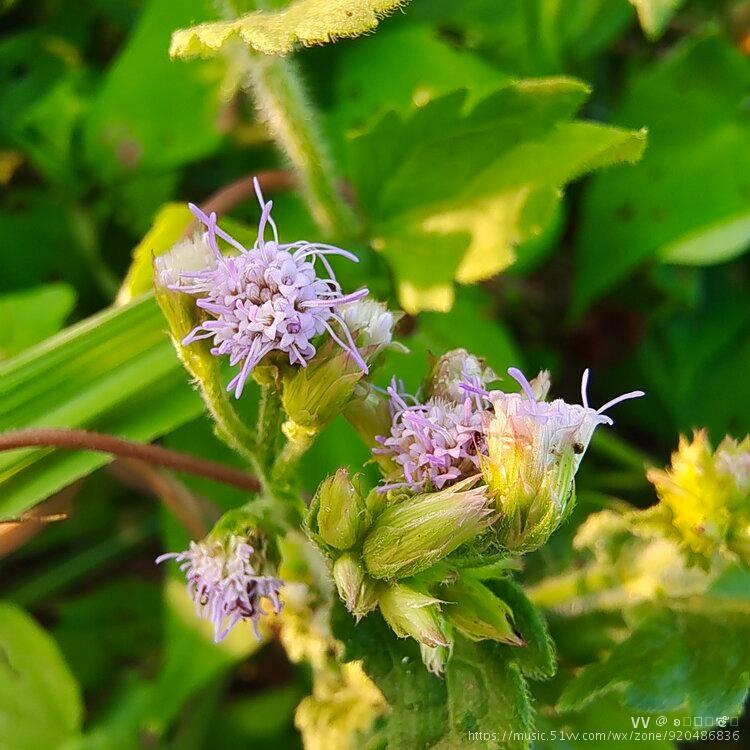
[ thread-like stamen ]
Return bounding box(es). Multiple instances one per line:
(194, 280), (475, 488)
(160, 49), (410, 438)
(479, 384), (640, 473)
(581, 368), (590, 410)
(508, 367), (537, 404)
(597, 390), (645, 415)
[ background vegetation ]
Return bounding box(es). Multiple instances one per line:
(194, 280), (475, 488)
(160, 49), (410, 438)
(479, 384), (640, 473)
(0, 0), (749, 748)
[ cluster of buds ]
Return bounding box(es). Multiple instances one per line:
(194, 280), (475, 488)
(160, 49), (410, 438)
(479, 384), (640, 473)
(307, 468), (523, 674)
(157, 510), (283, 642)
(648, 430), (750, 565)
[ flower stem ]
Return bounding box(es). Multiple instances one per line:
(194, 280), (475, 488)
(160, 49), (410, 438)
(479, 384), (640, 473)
(255, 382), (284, 472)
(0, 428), (260, 496)
(272, 420), (317, 482)
(217, 1), (362, 240)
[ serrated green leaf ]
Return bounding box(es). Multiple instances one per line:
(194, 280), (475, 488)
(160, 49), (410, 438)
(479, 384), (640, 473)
(332, 604), (534, 749)
(629, 0), (683, 40)
(574, 33), (750, 314)
(486, 578), (556, 680)
(0, 601), (83, 750)
(558, 608), (750, 718)
(332, 605), (449, 748)
(330, 24), (507, 133)
(0, 295), (202, 518)
(351, 80), (646, 313)
(442, 638), (533, 750)
(0, 283), (76, 360)
(170, 0), (411, 58)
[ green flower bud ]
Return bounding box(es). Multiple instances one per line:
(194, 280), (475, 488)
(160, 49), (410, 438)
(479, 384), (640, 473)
(425, 348), (496, 404)
(333, 553), (379, 620)
(378, 584), (451, 648)
(282, 342), (365, 432)
(440, 576), (523, 645)
(420, 643), (452, 676)
(315, 469), (366, 550)
(362, 478), (495, 580)
(154, 236), (222, 388)
(344, 383), (396, 466)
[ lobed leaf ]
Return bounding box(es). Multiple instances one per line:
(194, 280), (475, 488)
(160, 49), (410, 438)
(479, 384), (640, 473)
(350, 80), (646, 313)
(558, 608), (750, 718)
(170, 0), (411, 59)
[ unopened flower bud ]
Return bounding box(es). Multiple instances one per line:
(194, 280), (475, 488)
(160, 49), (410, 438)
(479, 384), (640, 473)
(333, 553), (379, 619)
(425, 348), (496, 404)
(378, 584), (451, 648)
(440, 576), (522, 645)
(282, 342), (366, 432)
(483, 368), (643, 553)
(340, 298), (403, 351)
(362, 477), (495, 580)
(314, 469), (366, 550)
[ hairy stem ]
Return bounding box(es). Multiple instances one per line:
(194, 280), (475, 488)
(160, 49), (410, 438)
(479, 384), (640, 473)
(218, 1), (361, 240)
(0, 429), (261, 498)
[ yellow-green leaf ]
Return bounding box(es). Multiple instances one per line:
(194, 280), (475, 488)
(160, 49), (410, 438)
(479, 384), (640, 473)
(117, 203), (193, 305)
(170, 0), (410, 59)
(629, 0), (683, 40)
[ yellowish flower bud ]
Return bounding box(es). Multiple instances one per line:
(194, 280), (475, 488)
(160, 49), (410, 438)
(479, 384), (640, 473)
(333, 553), (379, 620)
(440, 576), (523, 645)
(378, 584), (451, 648)
(362, 478), (495, 580)
(648, 430), (750, 564)
(315, 469), (366, 550)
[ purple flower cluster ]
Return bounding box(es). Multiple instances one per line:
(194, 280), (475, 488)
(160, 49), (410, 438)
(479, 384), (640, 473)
(374, 380), (486, 492)
(375, 365), (644, 495)
(157, 535), (283, 642)
(171, 179), (368, 397)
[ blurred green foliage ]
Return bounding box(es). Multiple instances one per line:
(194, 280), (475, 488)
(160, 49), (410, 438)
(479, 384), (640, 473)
(0, 0), (749, 748)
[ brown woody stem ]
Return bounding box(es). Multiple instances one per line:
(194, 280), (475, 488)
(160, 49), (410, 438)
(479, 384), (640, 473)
(0, 429), (260, 496)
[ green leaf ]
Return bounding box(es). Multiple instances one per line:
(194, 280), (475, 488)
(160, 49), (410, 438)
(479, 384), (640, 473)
(574, 34), (750, 314)
(635, 280), (750, 439)
(442, 638), (533, 750)
(0, 601), (83, 750)
(170, 0), (411, 58)
(330, 24), (508, 133)
(0, 295), (202, 518)
(557, 608), (750, 718)
(0, 283), (76, 360)
(83, 0), (224, 182)
(53, 579), (162, 693)
(406, 0), (635, 76)
(117, 202), (193, 304)
(332, 604), (534, 749)
(486, 578), (556, 680)
(534, 678), (675, 750)
(351, 80), (646, 312)
(629, 0), (683, 40)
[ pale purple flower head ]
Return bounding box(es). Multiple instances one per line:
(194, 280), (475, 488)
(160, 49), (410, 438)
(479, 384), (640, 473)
(374, 380), (486, 492)
(169, 178), (369, 398)
(157, 534), (283, 642)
